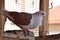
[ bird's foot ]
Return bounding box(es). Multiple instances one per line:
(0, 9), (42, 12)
(23, 30), (29, 36)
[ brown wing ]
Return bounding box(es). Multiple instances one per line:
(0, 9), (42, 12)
(11, 12), (32, 25)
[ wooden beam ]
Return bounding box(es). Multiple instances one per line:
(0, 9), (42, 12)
(0, 0), (4, 40)
(2, 30), (35, 40)
(39, 0), (49, 40)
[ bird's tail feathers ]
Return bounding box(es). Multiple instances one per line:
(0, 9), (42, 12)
(2, 9), (10, 16)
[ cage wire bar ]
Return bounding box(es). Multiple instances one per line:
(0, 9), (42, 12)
(21, 0), (25, 11)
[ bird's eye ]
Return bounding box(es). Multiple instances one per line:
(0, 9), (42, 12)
(42, 13), (44, 15)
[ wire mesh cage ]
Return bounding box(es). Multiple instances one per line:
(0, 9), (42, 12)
(4, 0), (40, 37)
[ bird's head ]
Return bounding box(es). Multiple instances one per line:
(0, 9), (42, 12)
(33, 11), (46, 27)
(34, 11), (45, 16)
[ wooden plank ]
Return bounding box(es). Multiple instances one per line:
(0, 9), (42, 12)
(0, 0), (4, 40)
(2, 30), (35, 40)
(39, 0), (49, 40)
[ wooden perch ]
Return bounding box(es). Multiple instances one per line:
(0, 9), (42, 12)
(2, 30), (35, 40)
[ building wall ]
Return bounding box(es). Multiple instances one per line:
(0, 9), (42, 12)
(48, 24), (60, 35)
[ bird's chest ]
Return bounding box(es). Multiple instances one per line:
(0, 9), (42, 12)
(30, 15), (43, 27)
(21, 15), (43, 29)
